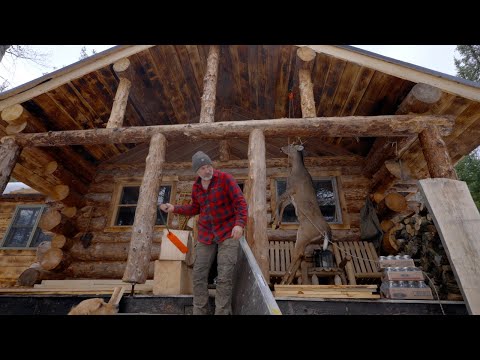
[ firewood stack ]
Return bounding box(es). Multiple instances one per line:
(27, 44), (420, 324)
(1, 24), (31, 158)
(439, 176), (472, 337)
(389, 203), (462, 301)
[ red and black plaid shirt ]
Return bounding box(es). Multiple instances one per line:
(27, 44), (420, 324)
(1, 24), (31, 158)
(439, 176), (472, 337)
(173, 170), (247, 245)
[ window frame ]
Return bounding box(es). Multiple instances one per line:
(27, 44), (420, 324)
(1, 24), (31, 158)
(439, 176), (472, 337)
(1, 204), (49, 249)
(270, 171), (350, 230)
(106, 177), (178, 232)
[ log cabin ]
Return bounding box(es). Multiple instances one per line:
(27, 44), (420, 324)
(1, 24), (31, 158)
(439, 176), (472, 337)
(0, 45), (479, 315)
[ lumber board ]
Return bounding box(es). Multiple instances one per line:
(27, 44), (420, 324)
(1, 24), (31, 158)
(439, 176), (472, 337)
(419, 178), (480, 315)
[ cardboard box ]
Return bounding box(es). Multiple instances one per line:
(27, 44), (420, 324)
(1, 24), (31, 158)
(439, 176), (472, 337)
(383, 270), (424, 281)
(382, 287), (433, 300)
(378, 259), (415, 268)
(159, 229), (193, 261)
(153, 259), (193, 295)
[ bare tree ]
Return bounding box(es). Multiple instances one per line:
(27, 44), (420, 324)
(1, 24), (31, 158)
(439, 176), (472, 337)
(0, 45), (11, 63)
(1, 45), (50, 92)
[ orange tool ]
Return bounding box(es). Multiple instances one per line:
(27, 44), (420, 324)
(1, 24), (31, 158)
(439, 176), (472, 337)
(159, 207), (188, 254)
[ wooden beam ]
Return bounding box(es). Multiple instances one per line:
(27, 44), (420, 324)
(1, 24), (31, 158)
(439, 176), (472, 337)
(0, 137), (21, 194)
(123, 133), (167, 284)
(247, 129), (269, 281)
(11, 115), (454, 147)
(199, 45), (220, 123)
(419, 178), (480, 315)
(302, 45), (480, 103)
(364, 83), (444, 177)
(297, 46), (317, 118)
(106, 77), (132, 128)
(418, 125), (458, 179)
(0, 45), (154, 111)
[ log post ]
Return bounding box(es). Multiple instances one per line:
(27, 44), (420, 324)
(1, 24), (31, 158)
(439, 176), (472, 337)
(106, 76), (132, 128)
(219, 140), (230, 161)
(199, 45), (220, 123)
(123, 133), (167, 284)
(418, 125), (458, 179)
(364, 83), (443, 177)
(0, 137), (21, 194)
(297, 46), (316, 118)
(246, 129), (269, 281)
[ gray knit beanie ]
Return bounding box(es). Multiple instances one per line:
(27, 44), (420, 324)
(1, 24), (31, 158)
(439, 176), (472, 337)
(192, 151), (212, 172)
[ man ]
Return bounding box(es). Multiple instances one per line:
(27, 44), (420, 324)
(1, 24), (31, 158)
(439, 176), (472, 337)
(160, 151), (247, 315)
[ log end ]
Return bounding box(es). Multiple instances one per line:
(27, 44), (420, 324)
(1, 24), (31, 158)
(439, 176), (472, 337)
(17, 268), (41, 287)
(6, 121), (27, 134)
(1, 104), (24, 122)
(297, 46), (316, 62)
(113, 58), (130, 73)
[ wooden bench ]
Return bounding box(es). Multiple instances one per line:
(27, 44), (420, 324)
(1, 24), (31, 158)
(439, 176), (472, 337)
(268, 240), (346, 284)
(332, 241), (382, 285)
(269, 240), (295, 278)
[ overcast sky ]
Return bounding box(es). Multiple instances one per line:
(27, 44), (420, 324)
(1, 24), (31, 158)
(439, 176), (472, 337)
(0, 45), (459, 90)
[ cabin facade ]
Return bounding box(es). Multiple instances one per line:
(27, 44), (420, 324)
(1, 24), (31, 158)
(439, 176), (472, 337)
(0, 45), (479, 314)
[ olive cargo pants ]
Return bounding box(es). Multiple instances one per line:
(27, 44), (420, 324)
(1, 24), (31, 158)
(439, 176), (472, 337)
(192, 237), (240, 315)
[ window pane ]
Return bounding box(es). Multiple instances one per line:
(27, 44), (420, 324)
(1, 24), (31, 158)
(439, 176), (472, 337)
(156, 186), (172, 206)
(277, 179), (338, 223)
(155, 186), (172, 225)
(15, 208), (40, 226)
(115, 186), (172, 226)
(3, 228), (32, 247)
(313, 180), (337, 222)
(30, 228), (52, 247)
(116, 207), (136, 226)
(120, 187), (140, 205)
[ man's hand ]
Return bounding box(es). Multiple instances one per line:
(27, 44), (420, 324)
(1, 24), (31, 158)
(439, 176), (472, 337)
(231, 225), (244, 240)
(159, 203), (174, 213)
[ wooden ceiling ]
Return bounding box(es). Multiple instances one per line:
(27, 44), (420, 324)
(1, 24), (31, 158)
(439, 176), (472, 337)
(1, 45), (480, 195)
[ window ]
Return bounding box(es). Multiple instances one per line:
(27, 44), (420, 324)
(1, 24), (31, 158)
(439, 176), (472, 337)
(275, 177), (343, 224)
(113, 185), (172, 226)
(1, 205), (51, 248)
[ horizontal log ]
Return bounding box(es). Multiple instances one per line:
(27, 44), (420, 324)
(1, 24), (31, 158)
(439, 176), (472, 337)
(69, 241), (162, 261)
(10, 115), (454, 147)
(16, 263), (67, 286)
(64, 261), (155, 279)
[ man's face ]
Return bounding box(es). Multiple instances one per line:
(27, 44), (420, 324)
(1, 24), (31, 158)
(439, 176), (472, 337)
(197, 164), (213, 181)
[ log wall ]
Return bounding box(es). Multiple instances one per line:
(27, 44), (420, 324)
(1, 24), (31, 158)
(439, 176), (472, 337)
(0, 195), (45, 286)
(1, 159), (370, 282)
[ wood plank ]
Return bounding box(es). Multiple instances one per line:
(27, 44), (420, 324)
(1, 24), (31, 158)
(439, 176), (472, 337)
(274, 292), (380, 299)
(352, 241), (367, 273)
(359, 242), (373, 273)
(419, 178), (480, 315)
(317, 57), (347, 117)
(343, 242), (360, 274)
(279, 241), (286, 272)
(269, 242), (275, 272)
(286, 241), (293, 269)
(274, 241), (280, 272)
(325, 62), (361, 117)
(363, 241), (378, 272)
